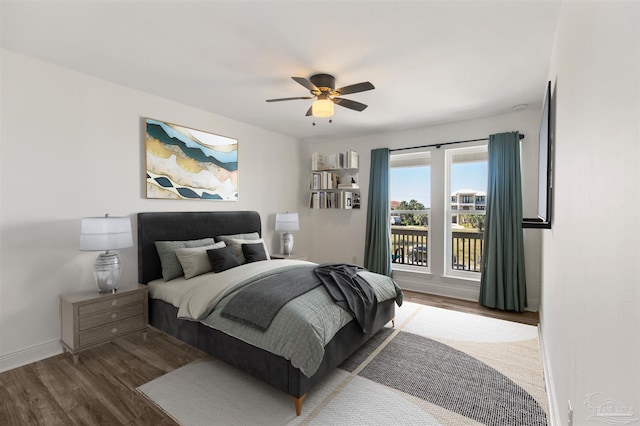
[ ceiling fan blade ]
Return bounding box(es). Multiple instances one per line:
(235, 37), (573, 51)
(292, 77), (319, 92)
(266, 96), (314, 102)
(333, 97), (368, 112)
(336, 81), (375, 96)
(305, 106), (312, 116)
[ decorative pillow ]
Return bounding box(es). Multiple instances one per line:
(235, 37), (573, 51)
(175, 241), (226, 279)
(242, 242), (268, 263)
(155, 238), (215, 281)
(215, 232), (260, 244)
(207, 246), (241, 273)
(226, 237), (270, 264)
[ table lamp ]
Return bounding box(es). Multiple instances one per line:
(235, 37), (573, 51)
(275, 212), (299, 255)
(80, 214), (133, 293)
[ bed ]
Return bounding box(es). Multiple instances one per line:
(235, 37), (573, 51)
(137, 211), (401, 415)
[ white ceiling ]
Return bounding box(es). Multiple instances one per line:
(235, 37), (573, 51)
(1, 0), (561, 142)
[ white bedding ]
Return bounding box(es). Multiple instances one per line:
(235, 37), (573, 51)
(148, 259), (312, 313)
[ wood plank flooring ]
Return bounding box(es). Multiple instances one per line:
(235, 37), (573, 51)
(402, 290), (540, 326)
(0, 292), (538, 425)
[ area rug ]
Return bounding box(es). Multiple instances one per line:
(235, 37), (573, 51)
(137, 302), (548, 425)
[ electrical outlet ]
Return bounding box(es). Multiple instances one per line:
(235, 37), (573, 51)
(352, 256), (358, 264)
(568, 400), (573, 426)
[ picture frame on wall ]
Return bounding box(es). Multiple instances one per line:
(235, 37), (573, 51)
(144, 118), (238, 201)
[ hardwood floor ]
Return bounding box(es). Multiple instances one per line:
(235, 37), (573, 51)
(402, 290), (540, 326)
(0, 330), (206, 426)
(0, 293), (539, 425)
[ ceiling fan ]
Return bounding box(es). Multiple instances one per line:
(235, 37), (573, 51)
(266, 74), (374, 123)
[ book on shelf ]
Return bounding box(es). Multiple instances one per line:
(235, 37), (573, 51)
(313, 150), (358, 170)
(317, 171), (339, 189)
(309, 192), (319, 208)
(311, 172), (322, 190)
(342, 191), (353, 209)
(312, 152), (325, 171)
(338, 184), (359, 189)
(324, 152), (345, 169)
(345, 150), (359, 169)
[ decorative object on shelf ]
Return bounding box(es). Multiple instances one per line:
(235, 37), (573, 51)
(145, 117), (238, 201)
(266, 74), (374, 125)
(80, 214), (133, 293)
(275, 212), (299, 255)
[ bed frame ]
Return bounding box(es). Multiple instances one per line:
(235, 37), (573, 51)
(137, 211), (395, 415)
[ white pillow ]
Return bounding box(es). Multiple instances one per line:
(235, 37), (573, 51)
(175, 241), (226, 279)
(216, 232), (260, 244)
(227, 238), (270, 264)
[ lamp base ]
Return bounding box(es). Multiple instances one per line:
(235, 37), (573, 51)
(281, 232), (294, 256)
(94, 251), (122, 294)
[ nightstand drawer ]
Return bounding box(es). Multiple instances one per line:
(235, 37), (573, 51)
(79, 315), (145, 348)
(78, 292), (144, 317)
(78, 303), (143, 331)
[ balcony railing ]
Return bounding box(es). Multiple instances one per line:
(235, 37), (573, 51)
(391, 227), (429, 267)
(452, 230), (484, 272)
(391, 227), (484, 272)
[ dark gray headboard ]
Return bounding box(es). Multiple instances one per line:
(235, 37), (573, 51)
(137, 211), (262, 284)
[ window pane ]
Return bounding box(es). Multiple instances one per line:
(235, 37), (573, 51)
(390, 152), (430, 270)
(447, 146), (487, 275)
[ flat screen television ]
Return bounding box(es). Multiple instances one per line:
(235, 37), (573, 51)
(523, 81), (553, 229)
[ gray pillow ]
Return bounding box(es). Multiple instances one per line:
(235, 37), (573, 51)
(207, 246), (241, 273)
(175, 241), (226, 279)
(155, 238), (215, 281)
(242, 242), (268, 263)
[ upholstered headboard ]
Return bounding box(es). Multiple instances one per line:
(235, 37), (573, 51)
(137, 211), (262, 284)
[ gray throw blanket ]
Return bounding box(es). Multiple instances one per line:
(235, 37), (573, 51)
(220, 265), (319, 331)
(314, 263), (377, 333)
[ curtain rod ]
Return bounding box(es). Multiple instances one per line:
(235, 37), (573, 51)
(390, 133), (525, 152)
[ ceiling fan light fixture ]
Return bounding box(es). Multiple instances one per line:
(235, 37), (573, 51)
(312, 98), (334, 118)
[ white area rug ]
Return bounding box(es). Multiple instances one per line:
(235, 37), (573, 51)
(138, 302), (547, 425)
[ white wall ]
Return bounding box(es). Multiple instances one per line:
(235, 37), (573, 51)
(309, 109), (543, 309)
(0, 49), (310, 371)
(540, 2), (639, 425)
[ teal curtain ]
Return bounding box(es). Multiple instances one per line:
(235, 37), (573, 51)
(364, 148), (391, 276)
(479, 132), (527, 311)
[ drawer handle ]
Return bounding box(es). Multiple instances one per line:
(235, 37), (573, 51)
(111, 300), (118, 306)
(111, 327), (118, 334)
(110, 313), (117, 320)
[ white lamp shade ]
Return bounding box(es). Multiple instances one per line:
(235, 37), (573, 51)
(80, 216), (133, 251)
(275, 212), (299, 232)
(312, 99), (334, 118)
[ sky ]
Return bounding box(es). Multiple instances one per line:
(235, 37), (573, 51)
(390, 162), (488, 207)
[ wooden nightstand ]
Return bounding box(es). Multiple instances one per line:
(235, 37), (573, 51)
(270, 253), (308, 261)
(60, 284), (148, 365)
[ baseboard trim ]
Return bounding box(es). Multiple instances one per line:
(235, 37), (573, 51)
(393, 271), (540, 312)
(0, 339), (63, 373)
(393, 272), (479, 301)
(538, 325), (561, 425)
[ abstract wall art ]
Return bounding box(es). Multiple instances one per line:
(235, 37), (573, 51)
(145, 118), (238, 201)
